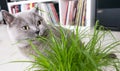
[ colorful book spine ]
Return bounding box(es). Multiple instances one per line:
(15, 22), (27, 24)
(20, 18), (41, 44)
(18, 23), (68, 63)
(11, 4), (21, 14)
(81, 0), (87, 26)
(66, 1), (78, 25)
(61, 0), (87, 26)
(75, 0), (84, 26)
(47, 3), (57, 24)
(49, 3), (59, 24)
(10, 2), (37, 14)
(60, 1), (69, 25)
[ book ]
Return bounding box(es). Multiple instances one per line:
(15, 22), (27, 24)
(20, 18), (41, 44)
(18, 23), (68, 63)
(66, 1), (78, 25)
(9, 2), (37, 14)
(59, 1), (69, 25)
(10, 4), (21, 14)
(59, 0), (88, 27)
(49, 3), (59, 24)
(39, 3), (59, 25)
(81, 0), (87, 26)
(7, 1), (59, 25)
(46, 3), (55, 24)
(75, 0), (84, 25)
(40, 3), (53, 24)
(46, 4), (55, 24)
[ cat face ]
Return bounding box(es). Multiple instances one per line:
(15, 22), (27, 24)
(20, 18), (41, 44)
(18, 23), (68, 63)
(1, 9), (48, 42)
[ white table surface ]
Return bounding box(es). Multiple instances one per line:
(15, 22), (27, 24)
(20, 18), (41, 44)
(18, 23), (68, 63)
(0, 25), (30, 71)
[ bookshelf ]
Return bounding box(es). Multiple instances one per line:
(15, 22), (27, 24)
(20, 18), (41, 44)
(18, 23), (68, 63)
(7, 0), (58, 13)
(8, 0), (58, 6)
(59, 0), (95, 30)
(5, 0), (95, 29)
(6, 0), (59, 25)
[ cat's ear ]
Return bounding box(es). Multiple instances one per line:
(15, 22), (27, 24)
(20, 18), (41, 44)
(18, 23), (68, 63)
(1, 10), (15, 25)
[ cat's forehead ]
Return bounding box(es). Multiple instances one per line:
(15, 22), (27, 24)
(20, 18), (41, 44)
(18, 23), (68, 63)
(11, 17), (29, 27)
(15, 12), (42, 20)
(13, 12), (43, 25)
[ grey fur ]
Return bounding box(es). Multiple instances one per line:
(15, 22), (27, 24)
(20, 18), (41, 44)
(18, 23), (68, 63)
(1, 8), (65, 58)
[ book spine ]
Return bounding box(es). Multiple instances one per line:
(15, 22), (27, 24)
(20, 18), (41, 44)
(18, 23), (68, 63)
(9, 2), (37, 14)
(59, 0), (69, 25)
(47, 3), (57, 24)
(10, 4), (21, 14)
(81, 0), (87, 26)
(75, 0), (84, 26)
(66, 1), (71, 25)
(46, 3), (54, 24)
(66, 1), (78, 25)
(79, 0), (85, 26)
(49, 3), (59, 24)
(10, 5), (15, 14)
(72, 1), (78, 25)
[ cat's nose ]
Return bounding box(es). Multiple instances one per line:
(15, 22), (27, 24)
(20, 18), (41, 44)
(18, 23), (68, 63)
(35, 31), (39, 35)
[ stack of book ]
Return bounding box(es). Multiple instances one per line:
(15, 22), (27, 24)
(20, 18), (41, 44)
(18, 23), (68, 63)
(61, 0), (87, 26)
(10, 2), (37, 14)
(8, 2), (59, 24)
(39, 3), (59, 25)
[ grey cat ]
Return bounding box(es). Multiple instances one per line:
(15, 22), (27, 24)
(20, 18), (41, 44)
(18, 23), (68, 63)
(1, 8), (69, 58)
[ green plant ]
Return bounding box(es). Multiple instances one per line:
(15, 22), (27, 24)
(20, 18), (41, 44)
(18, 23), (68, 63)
(16, 22), (120, 71)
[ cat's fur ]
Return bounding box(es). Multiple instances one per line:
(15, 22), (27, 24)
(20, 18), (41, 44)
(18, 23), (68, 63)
(1, 8), (69, 58)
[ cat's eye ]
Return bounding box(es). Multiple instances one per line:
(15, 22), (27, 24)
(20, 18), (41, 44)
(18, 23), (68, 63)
(22, 26), (30, 30)
(37, 20), (41, 26)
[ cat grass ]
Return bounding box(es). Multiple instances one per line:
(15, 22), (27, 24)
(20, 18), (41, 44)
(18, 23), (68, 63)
(17, 22), (120, 71)
(3, 6), (120, 71)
